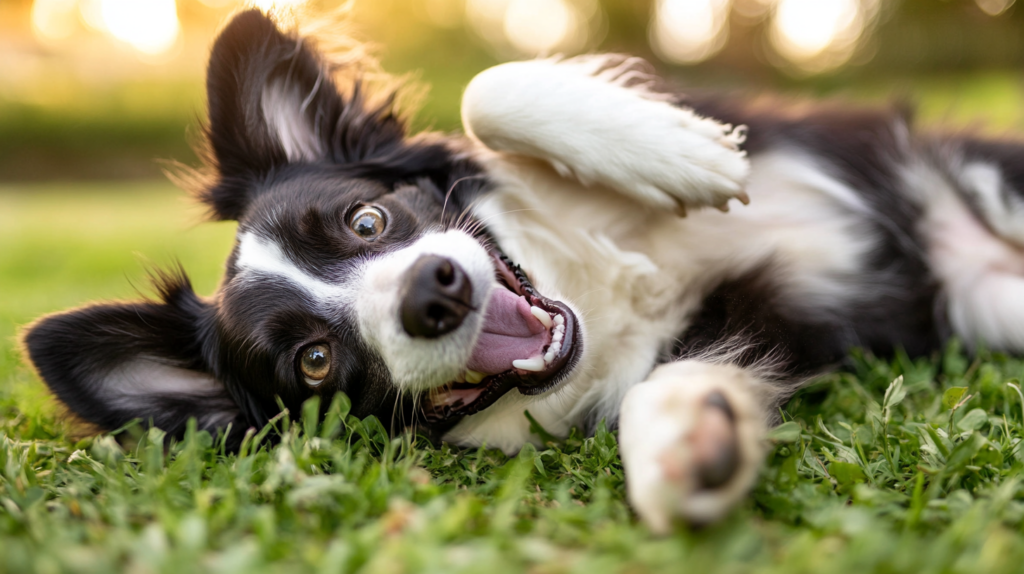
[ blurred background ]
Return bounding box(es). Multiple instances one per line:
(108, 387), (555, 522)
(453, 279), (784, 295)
(3, 0), (1024, 181)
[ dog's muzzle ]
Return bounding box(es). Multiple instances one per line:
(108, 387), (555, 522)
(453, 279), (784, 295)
(400, 255), (474, 338)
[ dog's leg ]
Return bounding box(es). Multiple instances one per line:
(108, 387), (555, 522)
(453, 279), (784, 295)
(461, 56), (750, 214)
(618, 360), (769, 533)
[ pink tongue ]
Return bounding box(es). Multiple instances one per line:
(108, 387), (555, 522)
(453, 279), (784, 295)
(466, 288), (550, 375)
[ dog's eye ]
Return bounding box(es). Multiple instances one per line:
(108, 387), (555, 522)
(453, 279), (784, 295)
(349, 206), (386, 240)
(299, 344), (331, 386)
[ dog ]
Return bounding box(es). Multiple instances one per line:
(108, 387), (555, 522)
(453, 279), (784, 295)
(22, 10), (1024, 533)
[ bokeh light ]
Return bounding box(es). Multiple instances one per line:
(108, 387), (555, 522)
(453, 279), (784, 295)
(30, 0), (79, 41)
(78, 0), (108, 32)
(650, 0), (732, 64)
(466, 0), (596, 57)
(976, 0), (1015, 16)
(504, 0), (576, 55)
(100, 0), (180, 55)
(769, 0), (878, 73)
(30, 0), (183, 55)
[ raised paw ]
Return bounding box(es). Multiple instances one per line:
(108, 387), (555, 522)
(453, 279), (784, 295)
(461, 56), (751, 215)
(618, 362), (766, 533)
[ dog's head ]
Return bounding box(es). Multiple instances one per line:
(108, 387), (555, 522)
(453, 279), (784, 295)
(22, 10), (582, 445)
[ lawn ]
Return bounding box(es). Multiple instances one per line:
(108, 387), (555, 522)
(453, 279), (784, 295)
(4, 180), (1024, 573)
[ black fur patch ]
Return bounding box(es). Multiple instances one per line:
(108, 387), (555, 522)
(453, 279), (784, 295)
(673, 97), (946, 392)
(22, 271), (249, 447)
(200, 10), (485, 222)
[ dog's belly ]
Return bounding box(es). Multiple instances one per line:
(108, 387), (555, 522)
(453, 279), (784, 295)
(443, 148), (878, 452)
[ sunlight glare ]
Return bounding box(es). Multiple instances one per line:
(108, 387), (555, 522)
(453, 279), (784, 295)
(650, 0), (732, 64)
(100, 0), (180, 55)
(31, 0), (79, 41)
(79, 0), (108, 32)
(770, 0), (866, 72)
(976, 0), (1015, 16)
(467, 0), (592, 56)
(249, 0), (309, 11)
(503, 0), (576, 55)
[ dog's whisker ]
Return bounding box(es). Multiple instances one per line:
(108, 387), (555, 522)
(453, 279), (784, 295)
(441, 175), (487, 231)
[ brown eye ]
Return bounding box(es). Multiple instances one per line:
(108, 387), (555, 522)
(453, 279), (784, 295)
(299, 344), (331, 386)
(349, 206), (386, 240)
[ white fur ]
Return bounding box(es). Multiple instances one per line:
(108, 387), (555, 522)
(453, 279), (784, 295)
(237, 228), (504, 393)
(903, 156), (1024, 350)
(618, 361), (766, 531)
(443, 148), (876, 452)
(461, 56), (750, 213)
(107, 360), (236, 428)
(958, 161), (1024, 247)
(262, 78), (325, 162)
(235, 231), (354, 305)
(109, 360), (221, 398)
(352, 231), (498, 393)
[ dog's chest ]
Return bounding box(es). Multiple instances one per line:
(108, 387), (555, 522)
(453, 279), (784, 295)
(444, 150), (875, 452)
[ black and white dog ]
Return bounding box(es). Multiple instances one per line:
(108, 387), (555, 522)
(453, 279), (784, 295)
(23, 10), (1024, 531)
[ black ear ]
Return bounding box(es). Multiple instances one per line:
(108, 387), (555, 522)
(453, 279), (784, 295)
(201, 10), (407, 219)
(21, 273), (245, 442)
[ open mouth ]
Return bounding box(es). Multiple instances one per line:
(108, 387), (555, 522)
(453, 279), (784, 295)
(421, 252), (582, 424)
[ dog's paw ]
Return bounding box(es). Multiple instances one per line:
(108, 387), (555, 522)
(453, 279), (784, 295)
(595, 107), (750, 216)
(462, 56), (750, 215)
(618, 361), (766, 533)
(552, 54), (751, 215)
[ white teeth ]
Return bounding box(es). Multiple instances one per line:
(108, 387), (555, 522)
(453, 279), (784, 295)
(509, 311), (568, 373)
(465, 370), (486, 384)
(512, 357), (546, 372)
(530, 306), (554, 328)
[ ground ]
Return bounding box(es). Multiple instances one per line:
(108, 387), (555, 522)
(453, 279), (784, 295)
(4, 182), (1024, 574)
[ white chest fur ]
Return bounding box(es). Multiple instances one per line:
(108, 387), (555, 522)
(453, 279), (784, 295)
(442, 149), (876, 453)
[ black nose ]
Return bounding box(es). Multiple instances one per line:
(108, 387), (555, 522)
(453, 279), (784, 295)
(401, 255), (473, 338)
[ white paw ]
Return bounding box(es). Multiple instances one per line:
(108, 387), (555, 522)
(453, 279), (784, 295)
(618, 362), (766, 533)
(462, 55), (751, 216)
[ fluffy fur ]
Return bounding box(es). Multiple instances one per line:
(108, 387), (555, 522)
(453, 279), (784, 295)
(22, 11), (1024, 532)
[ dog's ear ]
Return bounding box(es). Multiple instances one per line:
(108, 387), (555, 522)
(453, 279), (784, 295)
(21, 273), (245, 441)
(201, 9), (407, 220)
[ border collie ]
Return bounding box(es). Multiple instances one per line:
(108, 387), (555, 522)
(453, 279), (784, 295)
(22, 10), (1024, 532)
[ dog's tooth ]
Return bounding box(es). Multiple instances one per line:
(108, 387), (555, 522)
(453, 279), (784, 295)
(465, 370), (486, 384)
(554, 314), (565, 326)
(530, 306), (554, 328)
(544, 350), (555, 363)
(552, 330), (563, 344)
(512, 357), (546, 372)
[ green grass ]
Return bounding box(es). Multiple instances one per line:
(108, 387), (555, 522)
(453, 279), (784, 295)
(5, 183), (1024, 573)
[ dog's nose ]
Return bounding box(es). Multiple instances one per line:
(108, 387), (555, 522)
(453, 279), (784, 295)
(401, 255), (473, 338)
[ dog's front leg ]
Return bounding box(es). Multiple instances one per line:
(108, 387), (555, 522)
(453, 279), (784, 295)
(618, 360), (769, 533)
(461, 56), (750, 215)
